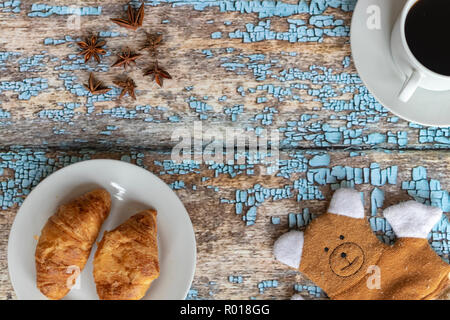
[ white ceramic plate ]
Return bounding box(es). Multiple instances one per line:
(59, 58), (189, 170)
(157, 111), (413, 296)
(8, 159), (196, 300)
(351, 0), (450, 127)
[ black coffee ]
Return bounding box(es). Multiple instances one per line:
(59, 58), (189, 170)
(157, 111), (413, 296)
(405, 0), (450, 76)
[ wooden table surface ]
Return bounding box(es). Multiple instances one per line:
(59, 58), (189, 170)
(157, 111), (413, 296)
(0, 0), (449, 300)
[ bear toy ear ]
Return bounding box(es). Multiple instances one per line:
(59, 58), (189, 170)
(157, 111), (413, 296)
(327, 188), (365, 219)
(273, 231), (304, 269)
(383, 200), (442, 239)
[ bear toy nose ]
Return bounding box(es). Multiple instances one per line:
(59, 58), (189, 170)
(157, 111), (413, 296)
(341, 252), (347, 258)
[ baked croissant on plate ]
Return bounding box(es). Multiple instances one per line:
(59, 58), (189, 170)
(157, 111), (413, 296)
(93, 209), (160, 300)
(35, 189), (111, 300)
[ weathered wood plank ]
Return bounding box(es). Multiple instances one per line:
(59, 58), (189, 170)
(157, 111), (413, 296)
(0, 1), (447, 149)
(0, 148), (449, 300)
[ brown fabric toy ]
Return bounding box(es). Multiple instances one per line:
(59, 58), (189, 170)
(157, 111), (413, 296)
(274, 188), (450, 300)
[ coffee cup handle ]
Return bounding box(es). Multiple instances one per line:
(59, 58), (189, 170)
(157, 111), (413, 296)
(398, 70), (422, 103)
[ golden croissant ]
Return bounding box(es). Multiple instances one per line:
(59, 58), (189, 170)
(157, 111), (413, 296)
(35, 189), (111, 300)
(93, 210), (160, 300)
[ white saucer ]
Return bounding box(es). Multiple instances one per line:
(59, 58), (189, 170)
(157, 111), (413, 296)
(8, 159), (196, 300)
(351, 0), (450, 127)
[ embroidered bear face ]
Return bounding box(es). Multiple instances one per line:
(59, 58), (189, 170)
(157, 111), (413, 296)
(310, 217), (367, 278)
(327, 236), (365, 278)
(298, 211), (383, 294)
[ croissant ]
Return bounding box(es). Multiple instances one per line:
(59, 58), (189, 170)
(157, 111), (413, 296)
(35, 189), (111, 300)
(93, 210), (160, 300)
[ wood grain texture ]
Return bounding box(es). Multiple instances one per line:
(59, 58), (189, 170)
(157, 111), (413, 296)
(0, 149), (449, 300)
(0, 1), (445, 149)
(0, 0), (449, 300)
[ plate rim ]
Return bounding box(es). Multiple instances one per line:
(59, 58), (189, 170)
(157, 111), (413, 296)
(7, 158), (197, 300)
(350, 0), (450, 127)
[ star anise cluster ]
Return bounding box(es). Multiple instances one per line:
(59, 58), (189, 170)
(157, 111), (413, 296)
(76, 0), (173, 101)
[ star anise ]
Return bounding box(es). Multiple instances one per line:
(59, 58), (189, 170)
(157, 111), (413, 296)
(84, 73), (111, 95)
(143, 61), (172, 87)
(113, 77), (137, 100)
(110, 1), (144, 31)
(77, 35), (106, 63)
(141, 33), (162, 55)
(111, 48), (142, 69)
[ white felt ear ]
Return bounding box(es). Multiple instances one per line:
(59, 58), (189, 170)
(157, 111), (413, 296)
(327, 188), (364, 219)
(291, 294), (305, 300)
(273, 231), (304, 269)
(383, 200), (442, 239)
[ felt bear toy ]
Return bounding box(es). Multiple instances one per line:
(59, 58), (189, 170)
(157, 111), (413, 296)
(274, 188), (450, 300)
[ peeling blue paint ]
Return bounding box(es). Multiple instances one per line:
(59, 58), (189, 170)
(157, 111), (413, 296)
(146, 0), (356, 18)
(0, 0), (21, 13)
(28, 4), (101, 17)
(258, 279), (278, 294)
(0, 77), (48, 100)
(294, 283), (323, 298)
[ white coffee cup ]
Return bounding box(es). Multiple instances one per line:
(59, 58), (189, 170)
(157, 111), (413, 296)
(391, 0), (450, 103)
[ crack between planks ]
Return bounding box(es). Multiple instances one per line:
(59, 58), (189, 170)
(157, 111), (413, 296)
(0, 145), (448, 154)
